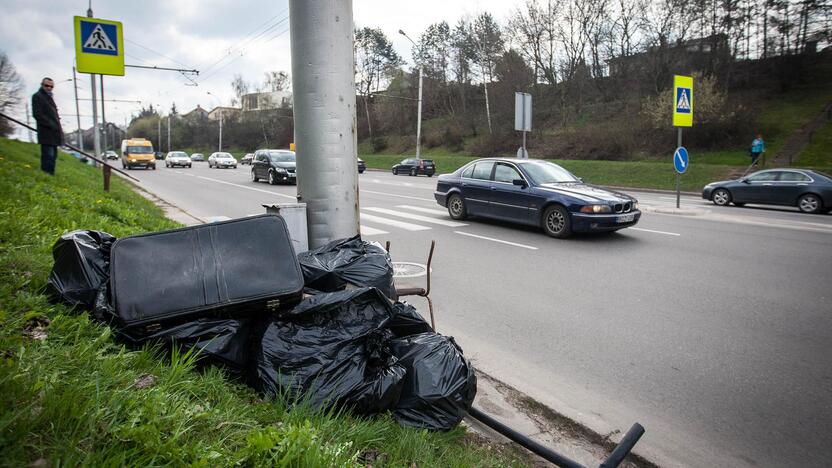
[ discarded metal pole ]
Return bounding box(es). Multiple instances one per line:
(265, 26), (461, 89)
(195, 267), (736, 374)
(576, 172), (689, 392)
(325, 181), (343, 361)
(289, 0), (359, 248)
(676, 127), (682, 208)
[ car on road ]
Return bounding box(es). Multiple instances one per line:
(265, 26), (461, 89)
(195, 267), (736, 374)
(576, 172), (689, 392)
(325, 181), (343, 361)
(165, 151), (192, 168)
(154, 152), (166, 160)
(703, 168), (832, 214)
(104, 150), (119, 160)
(190, 153), (205, 162)
(120, 138), (156, 170)
(241, 153), (255, 165)
(358, 157), (366, 174)
(208, 152), (237, 169)
(434, 158), (641, 238)
(251, 149), (296, 185)
(392, 158), (435, 177)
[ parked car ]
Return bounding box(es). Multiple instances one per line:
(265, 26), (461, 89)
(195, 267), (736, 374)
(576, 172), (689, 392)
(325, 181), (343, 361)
(251, 149), (296, 185)
(357, 157), (366, 174)
(392, 157), (435, 176)
(190, 153), (205, 162)
(154, 152), (166, 160)
(208, 152), (237, 169)
(104, 150), (119, 160)
(434, 158), (641, 238)
(702, 168), (832, 214)
(241, 153), (255, 165)
(165, 151), (192, 168)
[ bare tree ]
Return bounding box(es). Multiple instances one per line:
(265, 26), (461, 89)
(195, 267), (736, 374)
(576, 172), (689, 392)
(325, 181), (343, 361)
(508, 0), (562, 85)
(354, 27), (402, 139)
(469, 12), (505, 134)
(229, 74), (250, 107)
(0, 52), (23, 137)
(263, 71), (290, 92)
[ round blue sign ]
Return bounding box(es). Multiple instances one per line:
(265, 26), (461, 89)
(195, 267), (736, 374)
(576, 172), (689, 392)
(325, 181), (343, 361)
(674, 147), (689, 174)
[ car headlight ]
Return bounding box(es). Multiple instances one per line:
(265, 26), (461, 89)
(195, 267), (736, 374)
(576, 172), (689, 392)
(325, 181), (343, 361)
(633, 201), (639, 210)
(580, 204), (612, 214)
(129, 158), (136, 162)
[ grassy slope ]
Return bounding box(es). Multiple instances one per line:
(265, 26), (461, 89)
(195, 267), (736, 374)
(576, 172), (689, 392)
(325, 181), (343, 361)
(0, 139), (526, 467)
(794, 119), (832, 171)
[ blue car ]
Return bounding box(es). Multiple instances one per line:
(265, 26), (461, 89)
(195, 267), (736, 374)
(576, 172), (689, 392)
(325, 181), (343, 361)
(434, 158), (641, 238)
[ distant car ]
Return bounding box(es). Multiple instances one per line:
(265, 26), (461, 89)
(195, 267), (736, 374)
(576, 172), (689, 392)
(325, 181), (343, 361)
(251, 149), (296, 185)
(240, 153), (255, 165)
(208, 152), (237, 168)
(702, 168), (832, 214)
(154, 152), (165, 160)
(165, 151), (192, 168)
(104, 150), (119, 160)
(190, 153), (205, 161)
(434, 158), (641, 238)
(392, 158), (435, 177)
(357, 157), (366, 174)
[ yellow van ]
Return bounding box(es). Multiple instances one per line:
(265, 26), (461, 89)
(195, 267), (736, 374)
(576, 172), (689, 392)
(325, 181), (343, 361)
(121, 138), (156, 170)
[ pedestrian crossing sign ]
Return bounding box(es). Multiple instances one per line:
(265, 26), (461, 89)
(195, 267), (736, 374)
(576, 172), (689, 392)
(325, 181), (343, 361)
(672, 75), (693, 127)
(74, 16), (124, 76)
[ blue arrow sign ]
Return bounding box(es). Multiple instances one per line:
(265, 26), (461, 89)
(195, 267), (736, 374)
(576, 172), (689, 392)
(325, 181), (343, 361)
(674, 147), (689, 174)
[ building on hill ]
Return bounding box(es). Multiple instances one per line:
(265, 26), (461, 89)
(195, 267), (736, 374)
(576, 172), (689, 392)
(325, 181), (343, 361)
(183, 105), (208, 121)
(208, 106), (241, 121)
(241, 91), (293, 112)
(606, 34), (731, 77)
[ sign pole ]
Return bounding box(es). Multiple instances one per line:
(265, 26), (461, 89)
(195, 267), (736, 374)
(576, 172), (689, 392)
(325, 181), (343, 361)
(676, 127), (682, 208)
(72, 66), (83, 150)
(90, 73), (101, 167)
(100, 75), (107, 152)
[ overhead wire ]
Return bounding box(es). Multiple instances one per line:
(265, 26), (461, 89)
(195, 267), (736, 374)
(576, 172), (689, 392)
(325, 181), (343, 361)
(197, 10), (288, 76)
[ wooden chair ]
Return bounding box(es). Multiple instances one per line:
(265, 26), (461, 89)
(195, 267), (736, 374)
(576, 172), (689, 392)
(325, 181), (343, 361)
(386, 240), (436, 330)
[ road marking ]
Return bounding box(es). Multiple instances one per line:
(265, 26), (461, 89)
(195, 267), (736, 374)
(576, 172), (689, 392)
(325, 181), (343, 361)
(196, 175), (296, 199)
(629, 227), (681, 236)
(360, 213), (431, 231)
(454, 231), (538, 250)
(360, 225), (388, 236)
(363, 207), (467, 227)
(368, 178), (434, 190)
(361, 189), (434, 202)
(397, 205), (450, 216)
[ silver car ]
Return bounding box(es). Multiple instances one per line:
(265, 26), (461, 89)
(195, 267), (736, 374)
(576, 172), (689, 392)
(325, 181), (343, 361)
(208, 152), (237, 169)
(165, 151), (192, 168)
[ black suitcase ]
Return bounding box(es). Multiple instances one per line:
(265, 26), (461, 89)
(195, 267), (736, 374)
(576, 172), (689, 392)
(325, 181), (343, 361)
(109, 215), (303, 335)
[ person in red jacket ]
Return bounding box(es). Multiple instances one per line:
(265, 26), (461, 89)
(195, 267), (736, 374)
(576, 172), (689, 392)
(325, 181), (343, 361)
(31, 77), (63, 175)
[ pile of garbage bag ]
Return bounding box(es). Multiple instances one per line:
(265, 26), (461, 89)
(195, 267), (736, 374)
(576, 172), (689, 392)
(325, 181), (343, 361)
(45, 222), (476, 431)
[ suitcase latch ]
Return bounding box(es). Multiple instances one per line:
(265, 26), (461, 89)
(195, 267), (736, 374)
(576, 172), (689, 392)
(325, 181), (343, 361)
(266, 299), (281, 311)
(145, 323), (162, 333)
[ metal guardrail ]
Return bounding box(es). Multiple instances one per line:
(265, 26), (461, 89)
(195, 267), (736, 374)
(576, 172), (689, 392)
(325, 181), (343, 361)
(0, 112), (139, 191)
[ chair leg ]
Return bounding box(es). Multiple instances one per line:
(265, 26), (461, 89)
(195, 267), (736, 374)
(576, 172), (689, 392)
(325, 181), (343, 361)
(426, 295), (436, 331)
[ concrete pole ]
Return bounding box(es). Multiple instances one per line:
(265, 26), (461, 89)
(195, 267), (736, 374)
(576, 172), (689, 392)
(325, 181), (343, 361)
(157, 114), (161, 150)
(416, 66), (423, 158)
(73, 66), (83, 150)
(290, 0), (359, 248)
(100, 76), (107, 151)
(218, 109), (223, 152)
(167, 114), (171, 152)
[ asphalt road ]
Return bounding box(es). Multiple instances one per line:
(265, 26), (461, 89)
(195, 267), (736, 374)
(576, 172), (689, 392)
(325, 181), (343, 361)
(126, 161), (832, 467)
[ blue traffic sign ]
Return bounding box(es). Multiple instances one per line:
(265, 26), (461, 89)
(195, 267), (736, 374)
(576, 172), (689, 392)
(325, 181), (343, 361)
(674, 147), (689, 174)
(80, 20), (119, 56)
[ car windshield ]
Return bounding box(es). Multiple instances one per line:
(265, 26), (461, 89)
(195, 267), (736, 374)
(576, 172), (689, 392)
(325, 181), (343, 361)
(214, 153), (232, 158)
(127, 146), (153, 154)
(519, 161), (579, 184)
(170, 152), (187, 157)
(269, 152), (295, 162)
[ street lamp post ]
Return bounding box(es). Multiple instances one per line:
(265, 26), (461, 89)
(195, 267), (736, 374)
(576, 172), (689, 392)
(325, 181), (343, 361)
(207, 91), (222, 152)
(399, 29), (423, 159)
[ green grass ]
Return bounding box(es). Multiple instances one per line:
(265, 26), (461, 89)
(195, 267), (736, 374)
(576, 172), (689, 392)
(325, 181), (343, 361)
(0, 138), (528, 467)
(757, 84), (832, 155)
(361, 153), (736, 191)
(794, 120), (832, 171)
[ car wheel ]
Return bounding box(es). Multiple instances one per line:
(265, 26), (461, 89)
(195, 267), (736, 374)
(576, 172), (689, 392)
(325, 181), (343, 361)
(188, 164), (192, 168)
(251, 169), (259, 182)
(165, 162), (169, 168)
(359, 170), (364, 174)
(428, 173), (433, 177)
(233, 165), (237, 169)
(712, 188), (731, 206)
(797, 193), (822, 214)
(393, 168), (398, 175)
(410, 168), (416, 176)
(268, 170), (277, 185)
(447, 194), (467, 220)
(152, 165), (156, 170)
(542, 205), (572, 238)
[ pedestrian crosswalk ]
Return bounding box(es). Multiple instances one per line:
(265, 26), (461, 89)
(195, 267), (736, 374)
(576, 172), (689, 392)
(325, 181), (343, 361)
(359, 204), (460, 236)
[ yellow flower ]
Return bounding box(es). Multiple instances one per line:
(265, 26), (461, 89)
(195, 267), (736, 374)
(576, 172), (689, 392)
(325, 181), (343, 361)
(96, 199), (103, 204)
(23, 164), (31, 168)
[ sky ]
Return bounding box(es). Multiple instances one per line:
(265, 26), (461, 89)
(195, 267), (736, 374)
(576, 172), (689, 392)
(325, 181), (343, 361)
(1, 0), (516, 142)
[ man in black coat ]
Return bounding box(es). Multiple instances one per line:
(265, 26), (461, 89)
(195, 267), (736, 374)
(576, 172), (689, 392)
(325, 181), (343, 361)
(31, 77), (63, 175)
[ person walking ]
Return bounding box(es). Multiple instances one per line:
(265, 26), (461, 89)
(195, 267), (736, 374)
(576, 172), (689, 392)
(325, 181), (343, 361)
(750, 133), (765, 166)
(31, 77), (63, 175)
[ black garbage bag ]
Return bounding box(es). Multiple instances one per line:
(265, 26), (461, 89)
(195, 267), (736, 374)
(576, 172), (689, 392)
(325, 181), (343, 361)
(251, 288), (406, 414)
(297, 235), (396, 299)
(45, 230), (116, 309)
(387, 302), (433, 337)
(120, 318), (254, 370)
(391, 332), (477, 431)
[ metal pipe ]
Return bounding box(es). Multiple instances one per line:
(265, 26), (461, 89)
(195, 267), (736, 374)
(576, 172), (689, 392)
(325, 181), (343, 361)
(600, 423), (645, 468)
(289, 0), (359, 248)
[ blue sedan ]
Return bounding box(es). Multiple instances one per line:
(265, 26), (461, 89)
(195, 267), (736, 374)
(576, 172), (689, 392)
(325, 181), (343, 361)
(434, 158), (641, 238)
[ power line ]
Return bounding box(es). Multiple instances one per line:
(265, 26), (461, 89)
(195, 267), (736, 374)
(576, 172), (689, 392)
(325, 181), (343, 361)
(194, 11), (284, 70)
(197, 19), (290, 84)
(126, 38), (194, 69)
(198, 12), (289, 76)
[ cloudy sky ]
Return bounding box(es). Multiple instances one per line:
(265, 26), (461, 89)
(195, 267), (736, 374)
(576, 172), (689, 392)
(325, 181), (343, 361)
(2, 0), (516, 142)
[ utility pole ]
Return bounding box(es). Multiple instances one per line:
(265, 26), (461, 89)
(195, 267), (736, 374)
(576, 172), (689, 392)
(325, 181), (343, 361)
(167, 114), (171, 152)
(157, 113), (161, 150)
(399, 30), (423, 158)
(100, 76), (107, 151)
(219, 109), (223, 151)
(290, 0), (359, 247)
(87, 4), (101, 165)
(72, 66), (83, 150)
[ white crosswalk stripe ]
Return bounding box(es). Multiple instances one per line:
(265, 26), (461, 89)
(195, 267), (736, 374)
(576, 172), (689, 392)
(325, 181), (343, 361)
(360, 225), (389, 236)
(363, 207), (467, 227)
(360, 213), (431, 231)
(396, 205), (450, 217)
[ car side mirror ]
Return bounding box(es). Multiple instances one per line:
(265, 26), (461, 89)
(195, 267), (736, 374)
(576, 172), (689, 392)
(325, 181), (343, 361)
(512, 179), (527, 187)
(741, 178), (750, 184)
